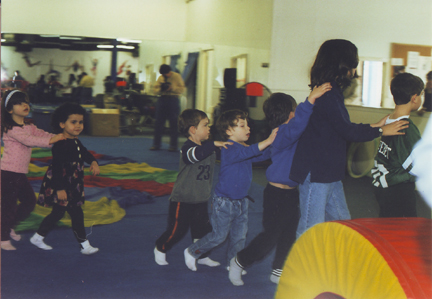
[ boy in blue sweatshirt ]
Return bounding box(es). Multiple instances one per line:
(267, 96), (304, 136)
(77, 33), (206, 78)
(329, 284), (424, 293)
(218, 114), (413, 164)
(184, 109), (278, 272)
(228, 84), (331, 286)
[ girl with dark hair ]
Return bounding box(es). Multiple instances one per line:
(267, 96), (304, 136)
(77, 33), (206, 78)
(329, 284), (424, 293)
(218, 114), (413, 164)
(1, 90), (65, 250)
(289, 39), (409, 238)
(30, 102), (100, 255)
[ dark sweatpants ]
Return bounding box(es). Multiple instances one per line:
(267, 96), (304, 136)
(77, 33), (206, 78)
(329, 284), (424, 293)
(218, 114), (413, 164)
(37, 204), (87, 243)
(1, 170), (36, 241)
(156, 201), (212, 256)
(237, 184), (300, 270)
(374, 182), (417, 218)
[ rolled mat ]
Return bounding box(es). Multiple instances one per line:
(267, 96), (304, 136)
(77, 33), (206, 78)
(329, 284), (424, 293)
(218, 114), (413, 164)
(275, 218), (432, 299)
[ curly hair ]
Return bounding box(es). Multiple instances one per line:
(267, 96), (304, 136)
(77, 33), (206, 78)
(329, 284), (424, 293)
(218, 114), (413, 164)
(51, 102), (86, 133)
(216, 109), (248, 141)
(178, 109), (208, 137)
(310, 39), (359, 90)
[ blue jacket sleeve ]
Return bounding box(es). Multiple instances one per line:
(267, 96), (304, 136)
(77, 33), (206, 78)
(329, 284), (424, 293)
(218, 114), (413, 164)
(272, 100), (314, 150)
(222, 142), (261, 164)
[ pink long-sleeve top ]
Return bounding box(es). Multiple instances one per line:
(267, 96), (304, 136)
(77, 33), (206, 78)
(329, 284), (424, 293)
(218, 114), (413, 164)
(1, 124), (55, 174)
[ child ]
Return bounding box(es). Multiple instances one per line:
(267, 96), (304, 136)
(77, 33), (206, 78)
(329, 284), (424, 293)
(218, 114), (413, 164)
(154, 109), (232, 266)
(30, 102), (100, 255)
(371, 73), (424, 217)
(289, 39), (410, 238)
(229, 84), (332, 286)
(184, 110), (278, 273)
(1, 90), (65, 250)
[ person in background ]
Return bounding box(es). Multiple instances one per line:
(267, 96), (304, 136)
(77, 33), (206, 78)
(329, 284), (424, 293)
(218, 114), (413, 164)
(150, 64), (185, 152)
(12, 70), (26, 88)
(78, 72), (95, 104)
(371, 73), (424, 217)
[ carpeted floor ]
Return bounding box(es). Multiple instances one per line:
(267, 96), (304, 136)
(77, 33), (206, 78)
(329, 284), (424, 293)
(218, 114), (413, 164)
(1, 136), (278, 299)
(2, 135), (430, 299)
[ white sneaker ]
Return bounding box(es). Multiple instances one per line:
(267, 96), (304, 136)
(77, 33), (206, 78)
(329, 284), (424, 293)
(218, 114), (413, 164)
(197, 257), (220, 267)
(226, 266), (247, 275)
(80, 240), (99, 255)
(154, 247), (169, 265)
(184, 248), (197, 271)
(228, 257), (244, 286)
(30, 233), (53, 250)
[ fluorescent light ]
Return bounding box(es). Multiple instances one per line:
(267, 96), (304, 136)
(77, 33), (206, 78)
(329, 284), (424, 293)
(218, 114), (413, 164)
(60, 36), (82, 40)
(40, 34), (60, 38)
(117, 38), (142, 44)
(1, 39), (6, 42)
(97, 45), (114, 49)
(117, 45), (134, 49)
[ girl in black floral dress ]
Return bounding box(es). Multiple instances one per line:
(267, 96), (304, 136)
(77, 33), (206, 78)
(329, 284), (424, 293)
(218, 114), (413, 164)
(31, 103), (100, 255)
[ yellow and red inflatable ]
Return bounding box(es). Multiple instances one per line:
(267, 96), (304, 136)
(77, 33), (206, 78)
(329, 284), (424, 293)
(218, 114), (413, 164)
(276, 218), (432, 299)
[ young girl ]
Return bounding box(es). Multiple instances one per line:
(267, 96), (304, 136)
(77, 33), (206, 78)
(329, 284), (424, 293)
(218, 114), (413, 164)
(289, 39), (409, 238)
(1, 89), (65, 250)
(30, 102), (100, 255)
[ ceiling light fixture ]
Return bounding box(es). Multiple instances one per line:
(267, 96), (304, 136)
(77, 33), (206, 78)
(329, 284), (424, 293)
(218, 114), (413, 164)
(117, 38), (142, 44)
(97, 45), (114, 49)
(60, 36), (83, 40)
(1, 39), (6, 42)
(117, 45), (135, 49)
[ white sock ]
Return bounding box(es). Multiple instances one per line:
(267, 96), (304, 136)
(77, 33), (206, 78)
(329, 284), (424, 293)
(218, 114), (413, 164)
(10, 229), (21, 241)
(270, 269), (282, 284)
(184, 248), (197, 271)
(226, 266), (247, 275)
(197, 257), (220, 267)
(154, 247), (168, 265)
(228, 257), (244, 286)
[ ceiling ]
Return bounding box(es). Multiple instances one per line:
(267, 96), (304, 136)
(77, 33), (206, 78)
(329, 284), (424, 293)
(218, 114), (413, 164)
(1, 33), (139, 54)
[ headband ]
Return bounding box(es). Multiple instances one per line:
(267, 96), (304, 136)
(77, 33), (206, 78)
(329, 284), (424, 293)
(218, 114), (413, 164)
(5, 90), (22, 107)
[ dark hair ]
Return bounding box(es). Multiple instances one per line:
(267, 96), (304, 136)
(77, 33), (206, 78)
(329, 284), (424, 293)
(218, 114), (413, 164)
(310, 39), (359, 90)
(159, 64), (172, 75)
(51, 102), (86, 133)
(390, 73), (425, 105)
(427, 71), (432, 81)
(216, 109), (248, 141)
(178, 109), (208, 137)
(263, 93), (297, 129)
(1, 90), (30, 136)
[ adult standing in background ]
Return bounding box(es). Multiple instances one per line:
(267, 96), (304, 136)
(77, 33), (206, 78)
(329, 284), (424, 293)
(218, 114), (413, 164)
(12, 70), (26, 88)
(78, 72), (95, 104)
(150, 64), (185, 152)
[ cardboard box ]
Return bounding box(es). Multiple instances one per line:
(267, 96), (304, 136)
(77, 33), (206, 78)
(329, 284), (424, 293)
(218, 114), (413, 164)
(89, 108), (120, 137)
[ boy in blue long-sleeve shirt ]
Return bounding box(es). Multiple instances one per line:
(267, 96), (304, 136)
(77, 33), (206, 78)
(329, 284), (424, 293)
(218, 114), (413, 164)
(228, 84), (331, 286)
(184, 109), (278, 273)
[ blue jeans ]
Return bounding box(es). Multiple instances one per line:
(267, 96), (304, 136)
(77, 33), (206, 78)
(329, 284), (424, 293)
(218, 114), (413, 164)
(296, 173), (351, 238)
(188, 195), (249, 265)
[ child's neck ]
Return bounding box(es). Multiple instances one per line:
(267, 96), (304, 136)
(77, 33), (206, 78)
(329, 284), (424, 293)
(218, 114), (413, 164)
(390, 104), (412, 119)
(188, 136), (202, 145)
(12, 114), (25, 125)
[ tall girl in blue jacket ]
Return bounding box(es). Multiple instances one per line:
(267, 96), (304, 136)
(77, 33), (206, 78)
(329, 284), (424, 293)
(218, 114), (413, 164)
(289, 39), (409, 238)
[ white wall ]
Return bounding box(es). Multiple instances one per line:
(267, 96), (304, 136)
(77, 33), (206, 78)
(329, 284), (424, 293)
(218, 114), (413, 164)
(268, 0), (432, 102)
(1, 0), (188, 42)
(1, 46), (138, 95)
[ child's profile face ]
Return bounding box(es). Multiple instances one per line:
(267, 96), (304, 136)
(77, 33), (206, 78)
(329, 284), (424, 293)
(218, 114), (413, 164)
(8, 101), (30, 118)
(226, 118), (250, 143)
(60, 114), (84, 138)
(195, 117), (210, 141)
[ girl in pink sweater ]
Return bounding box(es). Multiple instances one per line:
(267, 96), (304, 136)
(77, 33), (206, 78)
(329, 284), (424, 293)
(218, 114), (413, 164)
(1, 90), (65, 250)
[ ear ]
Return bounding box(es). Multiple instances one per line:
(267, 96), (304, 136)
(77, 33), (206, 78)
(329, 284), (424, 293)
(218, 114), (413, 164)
(60, 122), (66, 129)
(225, 128), (233, 137)
(189, 126), (197, 135)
